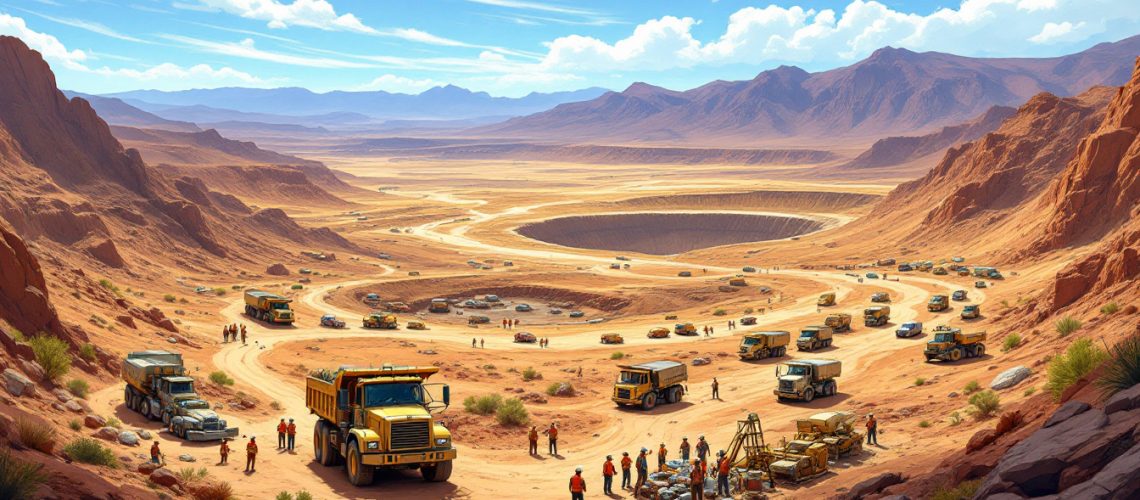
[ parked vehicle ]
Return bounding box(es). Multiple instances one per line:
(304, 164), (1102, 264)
(244, 290), (295, 324)
(513, 332), (537, 343)
(924, 327), (986, 362)
(122, 351), (238, 440)
(600, 333), (624, 344)
(797, 326), (833, 351)
(569, 311), (584, 318)
(739, 331), (790, 360)
(896, 322), (923, 338)
(961, 304), (981, 319)
(952, 290), (968, 301)
(774, 359), (841, 402)
(515, 304), (533, 312)
(320, 314), (346, 328)
(870, 292), (890, 303)
(612, 361), (687, 410)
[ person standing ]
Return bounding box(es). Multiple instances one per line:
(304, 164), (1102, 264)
(696, 436), (710, 463)
(150, 441), (163, 465)
(545, 422), (559, 456)
(657, 442), (667, 471)
(480, 338), (485, 349)
(473, 338), (477, 348)
(245, 437), (258, 473)
(711, 378), (720, 400)
(866, 413), (878, 445)
(690, 459), (706, 500)
(577, 366), (583, 379)
(219, 439), (230, 465)
(221, 325), (229, 343)
(569, 467), (586, 500)
(240, 326), (247, 346)
(634, 447), (651, 493)
(277, 419), (287, 449)
(286, 418), (297, 451)
(716, 450), (731, 497)
(602, 455), (616, 495)
(528, 426), (539, 455)
(620, 451), (632, 490)
(679, 437), (691, 461)
(703, 325), (709, 336)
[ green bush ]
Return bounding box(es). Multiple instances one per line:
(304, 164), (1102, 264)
(495, 398), (529, 426)
(918, 420), (931, 428)
(1046, 338), (1108, 400)
(967, 390), (1001, 419)
(78, 343), (97, 362)
(63, 438), (118, 468)
(1100, 301), (1120, 315)
(1002, 333), (1022, 353)
(743, 307), (754, 314)
(947, 411), (962, 426)
(16, 419), (56, 453)
(209, 371), (235, 386)
(932, 479), (981, 500)
(67, 379), (89, 398)
(290, 284), (304, 290)
(276, 493), (293, 500)
(0, 450), (48, 499)
(163, 294), (177, 303)
(69, 419), (81, 431)
(463, 394), (503, 415)
(105, 417), (122, 429)
(1097, 335), (1140, 397)
(914, 377), (926, 386)
(176, 467), (209, 484)
(1055, 316), (1082, 337)
(963, 380), (980, 394)
(522, 367), (541, 381)
(610, 351), (624, 360)
(713, 309), (727, 316)
(27, 335), (70, 380)
(295, 491), (313, 500)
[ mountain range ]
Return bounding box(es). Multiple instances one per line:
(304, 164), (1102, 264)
(474, 35), (1140, 146)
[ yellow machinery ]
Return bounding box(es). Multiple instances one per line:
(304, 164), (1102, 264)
(739, 331), (790, 360)
(792, 411), (863, 459)
(925, 327), (986, 362)
(863, 306), (891, 327)
(817, 292), (836, 307)
(824, 313), (851, 333)
(244, 290), (295, 324)
(600, 333), (624, 344)
(647, 327), (670, 339)
(428, 299), (450, 313)
(612, 361), (687, 410)
(928, 294), (949, 312)
(406, 321), (427, 330)
(675, 323), (698, 336)
(363, 312), (398, 329)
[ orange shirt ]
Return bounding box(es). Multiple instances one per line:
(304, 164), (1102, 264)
(718, 457), (730, 475)
(621, 456), (632, 469)
(277, 422), (287, 433)
(603, 460), (616, 476)
(247, 441), (258, 454)
(548, 427), (558, 439)
(529, 429), (538, 442)
(150, 444), (160, 458)
(287, 423), (297, 436)
(569, 475), (585, 493)
(220, 443), (230, 455)
(691, 465), (705, 482)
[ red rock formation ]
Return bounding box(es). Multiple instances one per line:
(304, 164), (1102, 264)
(0, 220), (61, 338)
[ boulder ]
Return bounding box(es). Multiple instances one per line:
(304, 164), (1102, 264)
(52, 388), (72, 402)
(266, 263), (290, 276)
(3, 368), (36, 397)
(991, 366), (1031, 390)
(1045, 401), (1091, 428)
(178, 453), (196, 462)
(550, 383), (575, 397)
(118, 430), (140, 446)
(84, 414), (106, 429)
(995, 410), (1024, 436)
(149, 468), (180, 488)
(967, 429), (998, 453)
(843, 472), (905, 499)
(64, 400), (83, 413)
(1058, 442), (1140, 498)
(157, 318), (178, 333)
(95, 427), (120, 441)
(136, 429), (153, 440)
(137, 462), (159, 475)
(18, 360), (44, 383)
(1103, 384), (1140, 415)
(115, 315), (137, 329)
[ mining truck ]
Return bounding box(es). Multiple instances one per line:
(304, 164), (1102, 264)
(792, 411), (864, 459)
(739, 331), (790, 360)
(797, 326), (833, 351)
(924, 327), (986, 362)
(363, 312), (398, 329)
(928, 294), (949, 312)
(863, 306), (891, 327)
(647, 327), (670, 339)
(244, 290), (295, 324)
(817, 292), (836, 306)
(824, 313), (852, 333)
(612, 361), (687, 410)
(122, 350), (238, 441)
(871, 292), (890, 303)
(600, 333), (624, 344)
(774, 359), (841, 402)
(307, 365), (455, 485)
(429, 299), (450, 313)
(675, 323), (698, 336)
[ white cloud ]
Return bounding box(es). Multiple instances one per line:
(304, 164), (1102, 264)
(195, 0), (376, 34)
(0, 13), (88, 70)
(542, 16), (701, 71)
(468, 0), (598, 16)
(160, 34), (376, 68)
(356, 74), (442, 93)
(21, 11), (148, 43)
(91, 63), (262, 84)
(1029, 21), (1086, 43)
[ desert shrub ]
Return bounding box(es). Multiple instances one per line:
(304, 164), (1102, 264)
(69, 419), (81, 431)
(1100, 301), (1120, 315)
(163, 294), (177, 303)
(495, 398), (529, 426)
(295, 491), (313, 500)
(1024, 386), (1037, 396)
(546, 382), (575, 397)
(63, 438), (118, 468)
(209, 371), (235, 386)
(213, 288), (227, 296)
(1097, 335), (1140, 397)
(105, 417), (122, 429)
(290, 284), (303, 290)
(963, 380), (980, 394)
(463, 394), (503, 415)
(947, 411), (962, 426)
(67, 379), (89, 398)
(743, 307), (754, 314)
(482, 364), (496, 371)
(176, 467), (209, 484)
(1001, 333), (1022, 353)
(999, 299), (1010, 309)
(967, 390), (1001, 419)
(713, 309), (727, 316)
(522, 367), (541, 381)
(1046, 338), (1108, 400)
(0, 450), (48, 499)
(276, 493), (293, 500)
(16, 419), (56, 453)
(931, 479), (981, 500)
(27, 335), (70, 380)
(914, 377), (926, 386)
(190, 481), (234, 500)
(918, 420), (931, 428)
(269, 401), (283, 411)
(610, 351), (624, 360)
(1055, 316), (1082, 337)
(78, 343), (97, 362)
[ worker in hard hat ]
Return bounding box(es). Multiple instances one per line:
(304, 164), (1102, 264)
(679, 436), (691, 461)
(569, 466), (586, 500)
(634, 447), (651, 493)
(690, 458), (706, 499)
(657, 442), (668, 471)
(602, 455), (616, 495)
(716, 450), (731, 497)
(620, 451), (633, 490)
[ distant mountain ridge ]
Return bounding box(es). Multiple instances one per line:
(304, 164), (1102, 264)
(105, 85), (609, 121)
(474, 35), (1140, 146)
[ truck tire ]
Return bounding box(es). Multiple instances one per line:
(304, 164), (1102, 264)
(666, 387), (680, 404)
(975, 344), (985, 357)
(949, 348), (962, 362)
(421, 459), (453, 482)
(803, 388), (815, 403)
(824, 381), (837, 397)
(346, 444), (375, 486)
(641, 393), (657, 410)
(314, 422), (337, 466)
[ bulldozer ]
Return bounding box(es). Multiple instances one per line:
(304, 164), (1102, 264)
(791, 411), (863, 459)
(824, 313), (851, 333)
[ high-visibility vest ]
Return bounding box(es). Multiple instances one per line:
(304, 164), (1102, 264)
(529, 430), (538, 441)
(287, 423), (297, 435)
(247, 442), (258, 454)
(549, 428), (558, 439)
(621, 456), (632, 469)
(603, 461), (616, 476)
(691, 466), (704, 482)
(570, 475), (586, 492)
(718, 458), (730, 475)
(278, 422), (287, 433)
(150, 445), (160, 458)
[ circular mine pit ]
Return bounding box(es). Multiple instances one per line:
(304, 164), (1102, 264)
(516, 212), (825, 255)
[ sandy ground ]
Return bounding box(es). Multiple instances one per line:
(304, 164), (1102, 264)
(81, 158), (1048, 499)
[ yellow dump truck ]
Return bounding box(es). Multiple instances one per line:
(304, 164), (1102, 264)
(674, 323), (698, 336)
(928, 294), (950, 312)
(924, 327), (986, 362)
(363, 312), (398, 329)
(613, 361), (687, 410)
(824, 313), (851, 333)
(774, 359), (841, 402)
(600, 333), (624, 345)
(244, 290), (295, 324)
(428, 299), (450, 313)
(739, 331), (790, 360)
(793, 411), (863, 458)
(817, 292), (836, 307)
(797, 326), (834, 351)
(863, 306), (891, 327)
(307, 365), (455, 485)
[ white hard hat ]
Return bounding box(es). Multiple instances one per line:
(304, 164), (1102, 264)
(575, 466), (583, 473)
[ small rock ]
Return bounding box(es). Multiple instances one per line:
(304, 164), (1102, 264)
(843, 472), (906, 500)
(691, 357), (711, 366)
(95, 427), (120, 441)
(65, 400), (83, 413)
(966, 429), (997, 453)
(990, 366), (1031, 390)
(3, 368), (37, 397)
(138, 462), (160, 475)
(51, 402), (65, 412)
(136, 429), (153, 440)
(178, 454), (196, 462)
(167, 337), (178, 344)
(52, 388), (73, 403)
(150, 468), (180, 487)
(118, 430), (140, 446)
(1044, 401), (1091, 428)
(18, 360), (45, 382)
(84, 414), (106, 429)
(994, 410), (1023, 436)
(948, 391), (959, 398)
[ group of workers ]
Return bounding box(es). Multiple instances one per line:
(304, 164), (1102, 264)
(221, 323), (247, 344)
(277, 418), (298, 451)
(567, 436), (733, 499)
(501, 318), (522, 328)
(529, 422), (561, 456)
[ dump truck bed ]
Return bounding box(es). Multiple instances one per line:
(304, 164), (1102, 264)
(791, 359), (842, 379)
(122, 351), (185, 393)
(959, 332), (987, 344)
(620, 361), (686, 388)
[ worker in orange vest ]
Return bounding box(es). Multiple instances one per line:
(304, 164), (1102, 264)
(657, 442), (668, 471)
(544, 422), (559, 456)
(528, 426), (539, 455)
(569, 466), (586, 500)
(866, 413), (879, 445)
(690, 458), (706, 499)
(276, 418), (287, 449)
(679, 436), (691, 461)
(716, 450), (731, 497)
(286, 418), (297, 451)
(245, 437), (258, 473)
(620, 451), (633, 490)
(219, 439), (230, 465)
(602, 455), (616, 495)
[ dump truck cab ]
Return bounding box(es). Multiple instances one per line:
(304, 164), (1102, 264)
(612, 361), (687, 410)
(961, 304), (981, 319)
(863, 306), (891, 327)
(675, 323), (698, 336)
(775, 359), (841, 403)
(363, 312), (398, 329)
(797, 326), (834, 351)
(824, 313), (852, 333)
(307, 366), (454, 486)
(244, 290), (295, 324)
(928, 295), (949, 312)
(817, 292), (836, 306)
(924, 327), (987, 362)
(739, 331), (790, 360)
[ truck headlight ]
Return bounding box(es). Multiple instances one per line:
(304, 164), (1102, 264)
(435, 438), (449, 446)
(367, 441), (379, 450)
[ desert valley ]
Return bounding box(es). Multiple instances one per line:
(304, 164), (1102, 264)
(3, 3), (1140, 500)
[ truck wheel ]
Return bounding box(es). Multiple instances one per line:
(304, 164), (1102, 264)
(949, 349), (962, 362)
(162, 410), (171, 426)
(346, 445), (375, 486)
(421, 460), (453, 482)
(803, 388), (815, 403)
(975, 344), (985, 357)
(825, 381), (837, 397)
(641, 393), (657, 410)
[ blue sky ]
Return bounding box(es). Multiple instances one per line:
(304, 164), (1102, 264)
(2, 0), (1139, 96)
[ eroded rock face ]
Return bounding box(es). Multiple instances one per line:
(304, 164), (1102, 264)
(266, 263), (290, 276)
(0, 221), (61, 340)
